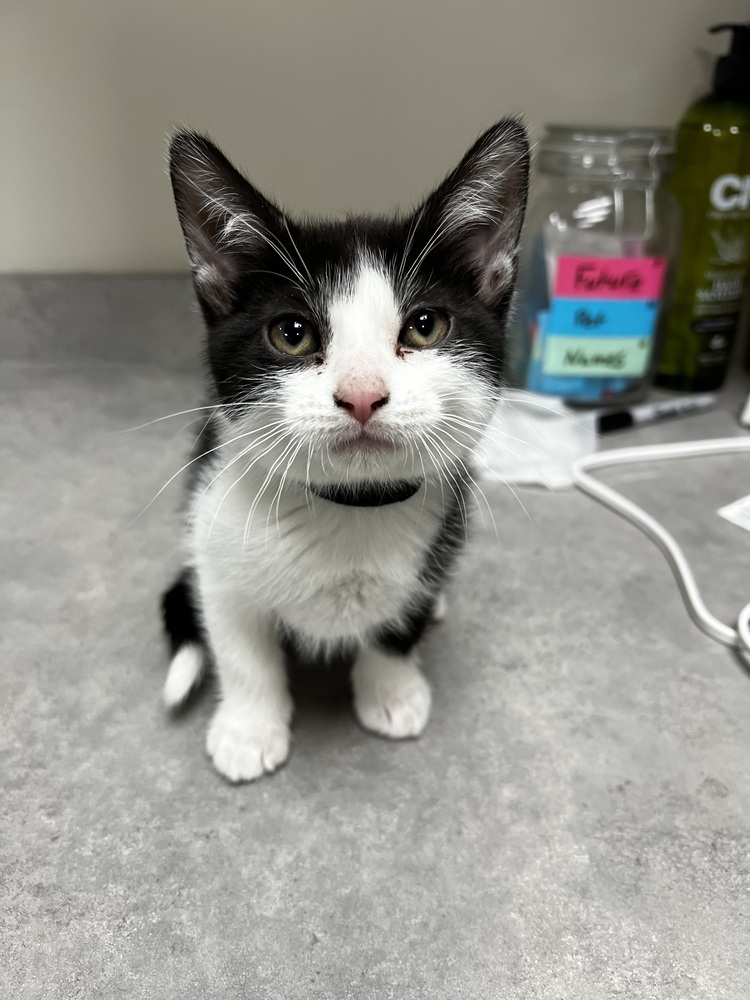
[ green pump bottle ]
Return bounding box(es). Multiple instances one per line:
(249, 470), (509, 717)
(656, 23), (750, 391)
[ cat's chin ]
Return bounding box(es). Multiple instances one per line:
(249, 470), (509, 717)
(330, 436), (395, 459)
(328, 425), (399, 460)
(326, 434), (405, 478)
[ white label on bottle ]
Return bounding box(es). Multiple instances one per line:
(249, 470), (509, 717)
(718, 494), (750, 533)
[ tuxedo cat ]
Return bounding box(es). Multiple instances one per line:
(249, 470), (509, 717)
(162, 120), (529, 781)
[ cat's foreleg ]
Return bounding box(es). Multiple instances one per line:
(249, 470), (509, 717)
(201, 585), (292, 782)
(352, 605), (436, 739)
(352, 648), (432, 739)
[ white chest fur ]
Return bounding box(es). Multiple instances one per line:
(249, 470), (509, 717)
(189, 468), (445, 646)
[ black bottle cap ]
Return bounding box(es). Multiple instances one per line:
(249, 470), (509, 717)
(710, 23), (750, 102)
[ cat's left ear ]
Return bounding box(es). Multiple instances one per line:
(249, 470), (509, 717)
(417, 119), (530, 305)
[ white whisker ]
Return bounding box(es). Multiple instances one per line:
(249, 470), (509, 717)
(206, 429), (292, 540)
(267, 436), (306, 541)
(130, 423), (262, 525)
(114, 403), (231, 434)
(189, 419), (290, 527)
(243, 436), (300, 547)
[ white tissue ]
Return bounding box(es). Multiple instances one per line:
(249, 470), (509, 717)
(473, 390), (598, 490)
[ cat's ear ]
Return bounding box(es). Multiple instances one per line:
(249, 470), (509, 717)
(169, 130), (285, 316)
(417, 119), (529, 305)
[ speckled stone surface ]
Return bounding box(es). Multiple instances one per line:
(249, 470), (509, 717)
(2, 275), (750, 999)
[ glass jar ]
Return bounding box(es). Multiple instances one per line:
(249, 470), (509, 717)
(511, 125), (679, 405)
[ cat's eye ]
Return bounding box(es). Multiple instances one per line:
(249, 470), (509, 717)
(268, 316), (320, 358)
(399, 309), (450, 349)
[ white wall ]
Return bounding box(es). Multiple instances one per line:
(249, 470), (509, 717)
(3, 0), (745, 272)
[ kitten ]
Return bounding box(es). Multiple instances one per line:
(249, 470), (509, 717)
(161, 120), (529, 782)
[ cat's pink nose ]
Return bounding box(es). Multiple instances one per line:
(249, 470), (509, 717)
(334, 390), (390, 425)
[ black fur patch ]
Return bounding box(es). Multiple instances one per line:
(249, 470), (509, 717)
(373, 597), (435, 656)
(419, 477), (472, 592)
(161, 569), (204, 656)
(374, 472), (471, 655)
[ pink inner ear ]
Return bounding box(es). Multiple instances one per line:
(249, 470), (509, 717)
(182, 205), (248, 316)
(193, 261), (236, 315)
(464, 226), (515, 304)
(479, 252), (515, 303)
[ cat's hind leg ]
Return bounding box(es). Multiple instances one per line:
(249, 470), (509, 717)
(161, 569), (207, 708)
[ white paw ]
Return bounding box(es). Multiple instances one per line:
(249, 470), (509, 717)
(206, 705), (290, 782)
(353, 653), (432, 739)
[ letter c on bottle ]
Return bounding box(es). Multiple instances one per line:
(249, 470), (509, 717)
(710, 174), (742, 211)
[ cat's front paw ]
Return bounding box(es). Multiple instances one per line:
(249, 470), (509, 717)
(352, 652), (432, 739)
(206, 705), (290, 782)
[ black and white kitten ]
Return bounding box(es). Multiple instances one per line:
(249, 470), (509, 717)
(162, 121), (529, 782)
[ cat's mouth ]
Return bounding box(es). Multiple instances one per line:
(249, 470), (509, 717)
(331, 427), (397, 458)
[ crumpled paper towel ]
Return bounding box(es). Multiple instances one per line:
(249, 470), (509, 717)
(473, 390), (598, 490)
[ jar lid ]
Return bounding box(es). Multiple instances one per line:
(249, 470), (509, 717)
(538, 125), (673, 180)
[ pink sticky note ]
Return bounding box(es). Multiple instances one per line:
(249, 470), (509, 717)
(554, 256), (667, 300)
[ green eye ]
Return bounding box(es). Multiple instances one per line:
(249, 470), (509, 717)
(399, 309), (450, 349)
(268, 316), (320, 357)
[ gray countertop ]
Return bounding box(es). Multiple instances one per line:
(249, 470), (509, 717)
(2, 276), (749, 999)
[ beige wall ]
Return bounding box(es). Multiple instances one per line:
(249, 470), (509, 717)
(3, 0), (745, 272)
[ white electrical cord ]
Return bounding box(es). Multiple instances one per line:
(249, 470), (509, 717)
(572, 438), (750, 659)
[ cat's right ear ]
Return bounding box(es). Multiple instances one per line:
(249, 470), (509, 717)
(169, 130), (285, 317)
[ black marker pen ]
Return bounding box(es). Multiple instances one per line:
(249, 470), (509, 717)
(597, 394), (717, 434)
